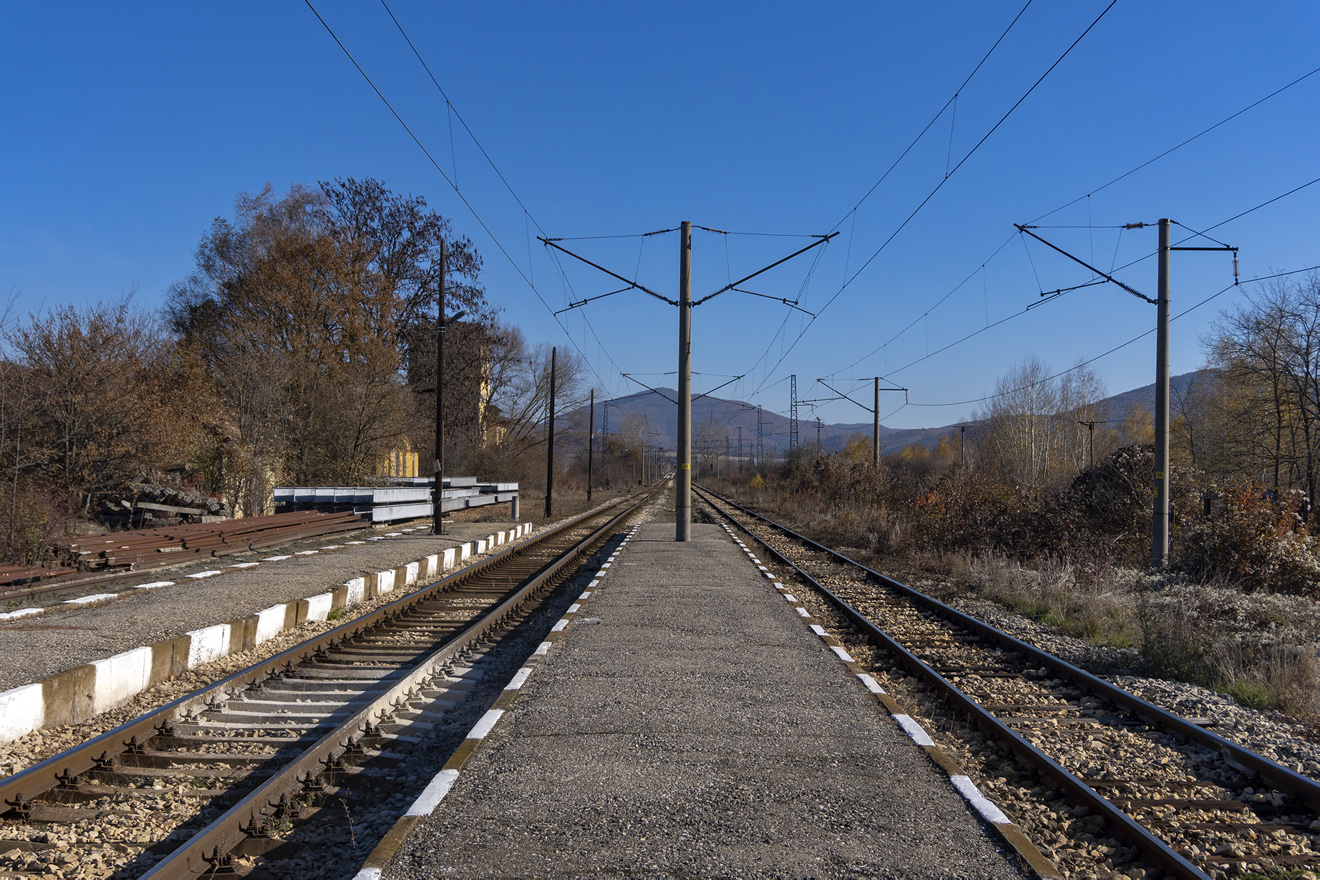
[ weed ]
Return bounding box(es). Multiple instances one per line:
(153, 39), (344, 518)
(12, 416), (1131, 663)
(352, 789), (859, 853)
(1226, 678), (1272, 710)
(339, 797), (357, 856)
(327, 607), (345, 622)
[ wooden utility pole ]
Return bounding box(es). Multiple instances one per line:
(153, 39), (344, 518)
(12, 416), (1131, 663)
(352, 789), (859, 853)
(1079, 419), (1110, 471)
(545, 347), (556, 519)
(676, 221), (692, 541)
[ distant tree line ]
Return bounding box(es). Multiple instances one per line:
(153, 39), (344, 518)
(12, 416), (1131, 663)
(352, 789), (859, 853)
(736, 274), (1320, 594)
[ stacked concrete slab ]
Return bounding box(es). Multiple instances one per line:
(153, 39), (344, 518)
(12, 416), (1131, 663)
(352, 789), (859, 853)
(275, 478), (519, 523)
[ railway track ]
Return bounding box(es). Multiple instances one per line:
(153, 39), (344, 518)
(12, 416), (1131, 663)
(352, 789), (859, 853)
(695, 485), (1320, 880)
(0, 491), (656, 879)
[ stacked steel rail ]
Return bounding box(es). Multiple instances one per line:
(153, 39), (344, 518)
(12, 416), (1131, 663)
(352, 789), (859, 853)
(0, 563), (76, 587)
(695, 485), (1320, 880)
(66, 510), (364, 571)
(0, 511), (368, 605)
(0, 491), (655, 879)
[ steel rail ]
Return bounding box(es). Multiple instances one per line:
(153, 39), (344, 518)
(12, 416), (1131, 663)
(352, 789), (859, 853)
(141, 489), (657, 878)
(0, 498), (632, 822)
(696, 486), (1320, 810)
(694, 485), (1222, 880)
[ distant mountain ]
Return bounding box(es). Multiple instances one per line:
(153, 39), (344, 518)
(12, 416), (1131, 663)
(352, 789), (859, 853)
(557, 371), (1208, 458)
(1093, 371), (1206, 423)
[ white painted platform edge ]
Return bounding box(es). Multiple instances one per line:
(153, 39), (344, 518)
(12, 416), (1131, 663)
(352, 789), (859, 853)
(404, 768), (460, 817)
(0, 522), (535, 745)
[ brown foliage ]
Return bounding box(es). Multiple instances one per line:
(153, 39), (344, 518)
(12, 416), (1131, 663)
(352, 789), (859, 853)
(7, 296), (203, 507)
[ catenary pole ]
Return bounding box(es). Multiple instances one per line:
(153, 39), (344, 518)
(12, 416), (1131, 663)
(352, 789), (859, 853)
(545, 347), (556, 519)
(873, 377), (880, 466)
(587, 389), (594, 504)
(1153, 219), (1171, 567)
(433, 240), (446, 535)
(677, 221), (693, 541)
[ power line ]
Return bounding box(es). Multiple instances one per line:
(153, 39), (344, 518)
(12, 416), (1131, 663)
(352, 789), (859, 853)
(307, 0), (625, 395)
(902, 263), (1320, 410)
(815, 63), (1320, 391)
(824, 1), (1118, 309)
(748, 1), (1117, 397)
(1029, 63), (1320, 225)
(831, 0), (1035, 231)
(825, 233), (1019, 379)
(828, 174), (1320, 387)
(379, 0), (544, 234)
(1086, 175), (1320, 280)
(546, 229), (678, 241)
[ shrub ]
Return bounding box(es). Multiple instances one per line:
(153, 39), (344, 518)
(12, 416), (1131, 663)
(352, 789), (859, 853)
(1176, 482), (1320, 596)
(0, 479), (71, 567)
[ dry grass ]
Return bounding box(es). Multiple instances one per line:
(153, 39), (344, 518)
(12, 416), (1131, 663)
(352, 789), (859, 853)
(720, 474), (1320, 717)
(966, 554), (1141, 648)
(966, 556), (1320, 717)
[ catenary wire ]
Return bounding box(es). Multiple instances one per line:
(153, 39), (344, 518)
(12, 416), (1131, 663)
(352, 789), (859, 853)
(828, 174), (1320, 389)
(307, 1), (622, 394)
(747, 1), (1117, 398)
(830, 0), (1034, 232)
(812, 64), (1320, 392)
(901, 264), (1320, 410)
(1029, 63), (1320, 225)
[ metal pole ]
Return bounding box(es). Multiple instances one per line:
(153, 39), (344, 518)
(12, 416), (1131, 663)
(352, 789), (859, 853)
(873, 377), (880, 466)
(1153, 219), (1171, 568)
(676, 220), (692, 541)
(433, 239), (446, 535)
(546, 346), (556, 519)
(587, 389), (594, 504)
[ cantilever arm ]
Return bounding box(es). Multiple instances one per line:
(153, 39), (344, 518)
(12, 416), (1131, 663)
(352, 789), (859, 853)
(540, 237), (677, 306)
(693, 232), (839, 306)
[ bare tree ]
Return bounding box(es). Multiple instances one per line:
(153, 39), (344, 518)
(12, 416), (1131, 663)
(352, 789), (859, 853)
(1203, 274), (1320, 500)
(10, 295), (202, 507)
(976, 356), (1108, 488)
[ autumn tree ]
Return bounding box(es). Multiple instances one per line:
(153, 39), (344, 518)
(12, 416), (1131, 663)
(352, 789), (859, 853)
(166, 181), (490, 512)
(1202, 275), (1320, 500)
(6, 295), (204, 509)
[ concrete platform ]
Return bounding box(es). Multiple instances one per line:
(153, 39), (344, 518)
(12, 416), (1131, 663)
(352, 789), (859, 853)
(379, 522), (1029, 879)
(0, 519), (531, 743)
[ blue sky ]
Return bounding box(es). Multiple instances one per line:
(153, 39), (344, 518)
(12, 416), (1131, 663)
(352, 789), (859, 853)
(3, 2), (1318, 431)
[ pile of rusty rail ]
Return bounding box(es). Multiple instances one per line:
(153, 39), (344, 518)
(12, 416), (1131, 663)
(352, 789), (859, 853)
(0, 563), (77, 588)
(66, 510), (365, 572)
